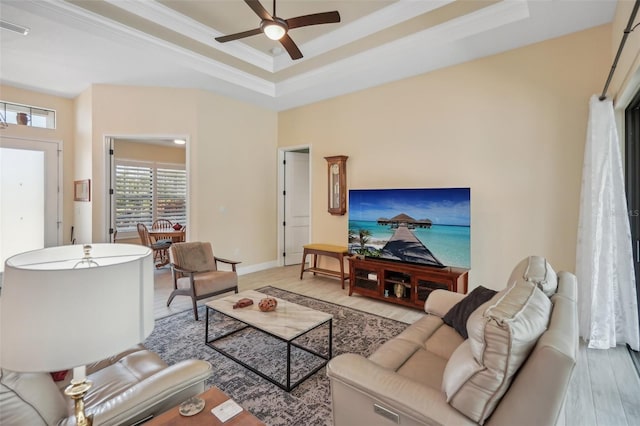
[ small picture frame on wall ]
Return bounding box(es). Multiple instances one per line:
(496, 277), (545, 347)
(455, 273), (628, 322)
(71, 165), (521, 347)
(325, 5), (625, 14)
(74, 179), (91, 202)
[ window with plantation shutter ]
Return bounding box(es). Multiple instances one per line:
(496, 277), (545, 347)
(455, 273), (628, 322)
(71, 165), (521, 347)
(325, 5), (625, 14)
(114, 161), (186, 233)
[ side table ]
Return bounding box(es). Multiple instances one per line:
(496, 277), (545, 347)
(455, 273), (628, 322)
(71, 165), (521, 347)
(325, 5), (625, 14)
(144, 386), (265, 426)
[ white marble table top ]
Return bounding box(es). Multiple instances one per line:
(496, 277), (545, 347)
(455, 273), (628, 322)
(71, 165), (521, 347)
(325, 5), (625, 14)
(206, 290), (333, 341)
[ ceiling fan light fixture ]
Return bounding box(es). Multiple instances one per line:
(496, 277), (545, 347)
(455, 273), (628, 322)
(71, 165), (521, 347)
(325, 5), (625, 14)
(262, 20), (286, 40)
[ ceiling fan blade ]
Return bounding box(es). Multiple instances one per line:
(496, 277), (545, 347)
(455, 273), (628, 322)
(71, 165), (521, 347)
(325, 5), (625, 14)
(215, 28), (262, 43)
(286, 11), (340, 29)
(280, 34), (303, 60)
(244, 0), (272, 21)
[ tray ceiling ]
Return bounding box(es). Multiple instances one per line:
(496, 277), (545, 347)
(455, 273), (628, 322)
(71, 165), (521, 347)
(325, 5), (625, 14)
(0, 0), (616, 111)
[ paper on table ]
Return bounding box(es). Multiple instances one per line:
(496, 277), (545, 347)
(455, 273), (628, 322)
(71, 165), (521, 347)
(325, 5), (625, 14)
(211, 399), (243, 422)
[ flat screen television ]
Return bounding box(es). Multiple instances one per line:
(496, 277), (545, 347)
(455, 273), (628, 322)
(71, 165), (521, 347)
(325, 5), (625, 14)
(348, 188), (470, 269)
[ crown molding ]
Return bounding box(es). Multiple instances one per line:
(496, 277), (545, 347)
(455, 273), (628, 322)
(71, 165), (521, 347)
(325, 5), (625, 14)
(104, 0), (274, 72)
(272, 0), (456, 71)
(273, 0), (530, 109)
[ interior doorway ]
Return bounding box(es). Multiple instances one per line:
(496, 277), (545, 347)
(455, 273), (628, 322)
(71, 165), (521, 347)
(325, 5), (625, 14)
(105, 135), (189, 243)
(0, 136), (62, 274)
(278, 147), (311, 266)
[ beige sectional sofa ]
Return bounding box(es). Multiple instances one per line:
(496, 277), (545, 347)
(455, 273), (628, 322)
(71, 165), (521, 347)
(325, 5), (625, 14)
(327, 256), (578, 426)
(0, 344), (212, 425)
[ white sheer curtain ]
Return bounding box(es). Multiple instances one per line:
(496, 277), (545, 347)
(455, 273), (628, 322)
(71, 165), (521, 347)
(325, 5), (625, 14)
(576, 95), (639, 351)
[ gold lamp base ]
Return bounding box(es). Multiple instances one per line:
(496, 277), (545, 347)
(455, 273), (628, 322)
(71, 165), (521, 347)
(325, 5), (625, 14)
(65, 378), (94, 426)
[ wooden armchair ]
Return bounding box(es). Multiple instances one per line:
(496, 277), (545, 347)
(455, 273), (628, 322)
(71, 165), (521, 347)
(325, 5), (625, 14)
(167, 241), (241, 320)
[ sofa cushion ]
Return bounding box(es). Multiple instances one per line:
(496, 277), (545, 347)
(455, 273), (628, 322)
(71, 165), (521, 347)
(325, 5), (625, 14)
(424, 324), (465, 360)
(443, 286), (497, 338)
(368, 315), (443, 370)
(397, 348), (449, 390)
(509, 255), (558, 297)
(441, 280), (552, 424)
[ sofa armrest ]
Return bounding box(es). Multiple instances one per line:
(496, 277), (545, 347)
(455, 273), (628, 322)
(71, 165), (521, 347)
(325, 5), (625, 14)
(327, 354), (474, 426)
(63, 359), (213, 426)
(424, 289), (466, 317)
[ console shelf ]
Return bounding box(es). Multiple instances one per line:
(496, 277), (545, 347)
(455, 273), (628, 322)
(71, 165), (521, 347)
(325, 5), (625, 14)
(348, 256), (468, 309)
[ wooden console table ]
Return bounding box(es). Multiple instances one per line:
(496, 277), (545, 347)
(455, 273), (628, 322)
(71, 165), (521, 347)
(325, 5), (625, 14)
(144, 386), (265, 426)
(299, 244), (349, 289)
(348, 256), (468, 310)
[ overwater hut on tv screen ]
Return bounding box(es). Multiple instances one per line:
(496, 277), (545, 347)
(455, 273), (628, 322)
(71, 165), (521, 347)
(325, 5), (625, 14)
(348, 188), (470, 269)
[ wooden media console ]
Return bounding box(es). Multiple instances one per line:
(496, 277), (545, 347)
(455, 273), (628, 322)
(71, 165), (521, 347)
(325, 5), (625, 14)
(348, 256), (468, 310)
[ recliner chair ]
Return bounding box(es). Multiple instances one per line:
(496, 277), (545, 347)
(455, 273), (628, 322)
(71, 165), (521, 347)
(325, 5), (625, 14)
(0, 344), (212, 426)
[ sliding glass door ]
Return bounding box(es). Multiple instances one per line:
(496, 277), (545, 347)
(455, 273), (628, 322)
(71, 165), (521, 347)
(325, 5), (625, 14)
(625, 94), (640, 338)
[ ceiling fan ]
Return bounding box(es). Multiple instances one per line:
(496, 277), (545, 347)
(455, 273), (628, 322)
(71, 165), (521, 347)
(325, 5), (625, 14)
(215, 0), (341, 60)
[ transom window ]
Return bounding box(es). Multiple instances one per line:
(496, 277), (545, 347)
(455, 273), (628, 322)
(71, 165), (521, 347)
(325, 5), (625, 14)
(114, 160), (187, 233)
(0, 100), (56, 129)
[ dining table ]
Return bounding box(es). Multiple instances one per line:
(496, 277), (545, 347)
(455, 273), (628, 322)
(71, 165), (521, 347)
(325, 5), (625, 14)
(149, 228), (186, 243)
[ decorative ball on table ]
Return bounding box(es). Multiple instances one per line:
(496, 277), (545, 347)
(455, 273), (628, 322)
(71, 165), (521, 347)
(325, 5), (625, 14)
(258, 297), (278, 312)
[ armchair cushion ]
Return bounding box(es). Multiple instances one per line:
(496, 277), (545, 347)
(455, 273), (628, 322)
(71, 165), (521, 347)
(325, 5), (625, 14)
(176, 270), (238, 296)
(171, 242), (217, 272)
(0, 370), (68, 426)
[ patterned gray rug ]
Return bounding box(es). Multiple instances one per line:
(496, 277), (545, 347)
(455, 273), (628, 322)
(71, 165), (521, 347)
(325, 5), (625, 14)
(143, 286), (408, 425)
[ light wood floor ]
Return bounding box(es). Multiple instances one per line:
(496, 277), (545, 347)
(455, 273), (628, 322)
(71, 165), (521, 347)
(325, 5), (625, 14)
(153, 265), (640, 426)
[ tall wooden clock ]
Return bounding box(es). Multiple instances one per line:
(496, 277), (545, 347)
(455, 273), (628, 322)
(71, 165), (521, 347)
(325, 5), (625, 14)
(324, 155), (348, 215)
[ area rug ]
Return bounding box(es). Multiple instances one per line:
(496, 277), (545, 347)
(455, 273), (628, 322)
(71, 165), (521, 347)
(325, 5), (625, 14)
(143, 286), (409, 426)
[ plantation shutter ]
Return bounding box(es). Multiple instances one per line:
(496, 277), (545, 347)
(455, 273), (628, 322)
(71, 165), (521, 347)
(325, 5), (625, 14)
(156, 167), (187, 224)
(114, 160), (187, 234)
(115, 163), (153, 231)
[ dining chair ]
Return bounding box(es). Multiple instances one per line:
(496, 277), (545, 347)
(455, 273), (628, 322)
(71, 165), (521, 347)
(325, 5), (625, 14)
(137, 223), (171, 267)
(152, 219), (173, 230)
(152, 219), (174, 244)
(167, 241), (240, 320)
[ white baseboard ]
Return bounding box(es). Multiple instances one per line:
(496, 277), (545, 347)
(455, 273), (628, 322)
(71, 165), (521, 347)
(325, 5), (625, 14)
(237, 260), (278, 276)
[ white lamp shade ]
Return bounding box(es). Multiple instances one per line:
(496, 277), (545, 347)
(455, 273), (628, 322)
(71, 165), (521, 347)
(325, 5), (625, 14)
(0, 244), (154, 372)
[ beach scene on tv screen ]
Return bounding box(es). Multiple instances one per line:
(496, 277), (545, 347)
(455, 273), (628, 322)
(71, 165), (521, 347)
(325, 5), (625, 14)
(348, 188), (470, 269)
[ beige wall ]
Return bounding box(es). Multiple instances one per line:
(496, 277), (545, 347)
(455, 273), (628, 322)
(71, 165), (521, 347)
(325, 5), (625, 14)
(193, 91), (278, 266)
(74, 87), (93, 244)
(0, 85), (75, 245)
(85, 85), (278, 268)
(279, 25), (611, 290)
(114, 140), (186, 164)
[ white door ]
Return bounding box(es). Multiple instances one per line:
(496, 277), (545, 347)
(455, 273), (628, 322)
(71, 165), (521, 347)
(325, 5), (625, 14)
(0, 137), (61, 273)
(284, 151), (310, 266)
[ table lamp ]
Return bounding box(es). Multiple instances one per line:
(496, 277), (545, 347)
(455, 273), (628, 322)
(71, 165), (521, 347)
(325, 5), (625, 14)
(0, 243), (154, 426)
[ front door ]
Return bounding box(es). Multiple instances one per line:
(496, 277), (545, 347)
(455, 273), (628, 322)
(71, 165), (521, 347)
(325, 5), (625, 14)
(283, 150), (310, 266)
(0, 137), (61, 273)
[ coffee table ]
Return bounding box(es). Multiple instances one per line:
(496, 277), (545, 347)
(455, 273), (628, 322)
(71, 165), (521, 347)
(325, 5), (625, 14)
(205, 290), (333, 392)
(144, 386), (265, 425)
